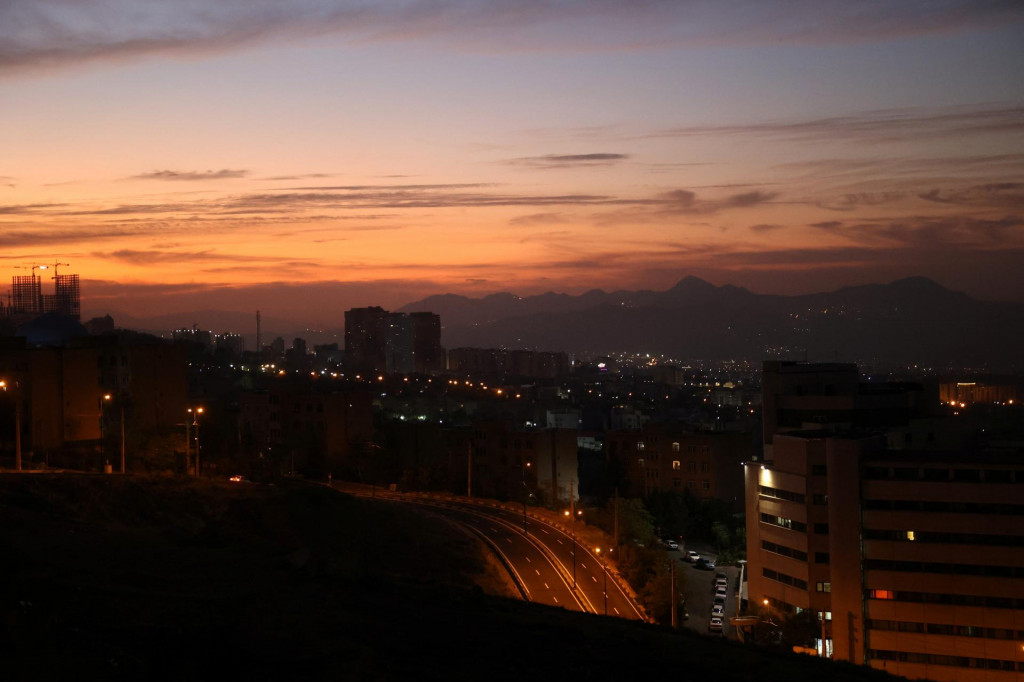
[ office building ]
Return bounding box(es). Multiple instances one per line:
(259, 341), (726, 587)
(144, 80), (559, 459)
(746, 361), (1023, 680)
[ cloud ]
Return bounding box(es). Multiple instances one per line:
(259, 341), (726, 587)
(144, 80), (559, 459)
(261, 173), (334, 181)
(817, 214), (1024, 248)
(658, 105), (1024, 144)
(918, 183), (1024, 209)
(131, 169), (249, 181)
(4, 1), (1020, 75)
(505, 153), (629, 169)
(749, 223), (783, 232)
(509, 212), (568, 226)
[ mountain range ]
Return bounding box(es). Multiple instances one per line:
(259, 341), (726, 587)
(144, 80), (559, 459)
(398, 276), (1023, 371)
(103, 276), (1022, 371)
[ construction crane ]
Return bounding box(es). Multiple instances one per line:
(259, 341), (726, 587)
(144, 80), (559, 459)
(36, 261), (70, 278)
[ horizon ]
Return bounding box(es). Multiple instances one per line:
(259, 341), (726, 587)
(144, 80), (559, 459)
(3, 1), (1023, 324)
(79, 271), (988, 331)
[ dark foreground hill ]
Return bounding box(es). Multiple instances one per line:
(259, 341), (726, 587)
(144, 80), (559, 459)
(0, 475), (902, 681)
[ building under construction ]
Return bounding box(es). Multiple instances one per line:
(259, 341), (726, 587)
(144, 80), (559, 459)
(2, 264), (81, 322)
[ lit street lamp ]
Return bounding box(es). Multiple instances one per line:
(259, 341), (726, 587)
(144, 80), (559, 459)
(103, 394), (127, 474)
(564, 504), (583, 588)
(520, 460), (532, 535)
(595, 547), (611, 615)
(0, 380), (22, 471)
(187, 407), (204, 476)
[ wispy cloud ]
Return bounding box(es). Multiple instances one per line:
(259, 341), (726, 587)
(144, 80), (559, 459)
(4, 1), (1020, 75)
(504, 153), (629, 169)
(657, 105), (1024, 144)
(131, 169), (249, 181)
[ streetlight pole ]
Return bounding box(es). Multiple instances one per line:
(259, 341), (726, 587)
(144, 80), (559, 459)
(194, 407), (203, 477)
(564, 503), (582, 588)
(1, 380), (21, 471)
(521, 460), (531, 535)
(595, 547), (609, 615)
(119, 404), (126, 474)
(187, 407), (204, 477)
(184, 413), (190, 475)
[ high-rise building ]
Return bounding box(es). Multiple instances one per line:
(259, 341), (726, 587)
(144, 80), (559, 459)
(345, 307), (443, 376)
(746, 361), (1023, 680)
(344, 306), (389, 375)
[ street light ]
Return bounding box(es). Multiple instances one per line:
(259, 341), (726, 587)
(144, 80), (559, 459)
(520, 460), (532, 535)
(0, 380), (21, 471)
(564, 504), (583, 588)
(595, 547), (610, 615)
(187, 407), (204, 476)
(103, 394), (127, 474)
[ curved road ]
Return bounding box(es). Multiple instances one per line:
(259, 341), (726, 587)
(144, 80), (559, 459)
(334, 483), (644, 620)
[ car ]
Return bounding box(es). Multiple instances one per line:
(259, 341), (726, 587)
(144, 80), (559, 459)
(665, 540), (679, 551)
(695, 557), (716, 570)
(683, 550), (700, 563)
(713, 595), (726, 606)
(708, 617), (723, 633)
(711, 604), (725, 618)
(715, 586), (728, 600)
(715, 577), (729, 589)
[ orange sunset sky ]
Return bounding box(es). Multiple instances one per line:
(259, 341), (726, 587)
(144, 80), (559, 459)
(1, 1), (1022, 325)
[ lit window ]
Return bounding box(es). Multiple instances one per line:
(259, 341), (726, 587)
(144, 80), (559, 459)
(906, 531), (916, 541)
(870, 589), (894, 600)
(672, 460), (681, 470)
(672, 442), (680, 452)
(637, 442), (645, 451)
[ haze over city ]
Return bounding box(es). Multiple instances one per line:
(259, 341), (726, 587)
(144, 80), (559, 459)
(2, 0), (1022, 325)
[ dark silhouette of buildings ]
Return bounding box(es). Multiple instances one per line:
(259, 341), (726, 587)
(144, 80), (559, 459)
(447, 347), (568, 380)
(344, 307), (443, 375)
(0, 335), (186, 469)
(2, 265), (81, 323)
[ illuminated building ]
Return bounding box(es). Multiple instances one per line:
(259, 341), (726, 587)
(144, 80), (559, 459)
(746, 362), (1023, 679)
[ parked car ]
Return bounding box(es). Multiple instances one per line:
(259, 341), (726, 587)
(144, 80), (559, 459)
(715, 586), (728, 600)
(713, 594), (726, 606)
(663, 539), (679, 551)
(684, 550), (701, 563)
(695, 557), (716, 570)
(711, 604), (725, 618)
(709, 617), (724, 633)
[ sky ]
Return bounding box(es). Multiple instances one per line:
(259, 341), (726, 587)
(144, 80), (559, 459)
(1, 0), (1023, 325)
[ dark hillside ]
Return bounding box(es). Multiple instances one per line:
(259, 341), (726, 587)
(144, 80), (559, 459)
(0, 476), (904, 681)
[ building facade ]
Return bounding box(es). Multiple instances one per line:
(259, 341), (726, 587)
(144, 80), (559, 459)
(747, 361), (1023, 680)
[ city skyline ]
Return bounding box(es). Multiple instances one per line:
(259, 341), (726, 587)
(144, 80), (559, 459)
(2, 1), (1023, 324)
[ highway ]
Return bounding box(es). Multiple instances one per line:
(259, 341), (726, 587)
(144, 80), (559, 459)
(334, 483), (645, 620)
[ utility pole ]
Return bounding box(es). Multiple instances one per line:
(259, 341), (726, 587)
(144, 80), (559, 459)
(14, 394), (22, 472)
(119, 404), (125, 474)
(670, 559), (677, 628)
(184, 418), (190, 476)
(613, 487), (619, 547)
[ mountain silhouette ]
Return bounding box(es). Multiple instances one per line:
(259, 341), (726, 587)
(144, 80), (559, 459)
(400, 276), (1023, 370)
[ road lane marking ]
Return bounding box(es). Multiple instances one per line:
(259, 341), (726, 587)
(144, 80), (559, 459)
(525, 556), (531, 563)
(614, 608), (620, 615)
(592, 576), (597, 583)
(539, 528), (550, 535)
(580, 563), (587, 569)
(544, 583), (550, 589)
(505, 538), (512, 543)
(536, 569), (541, 576)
